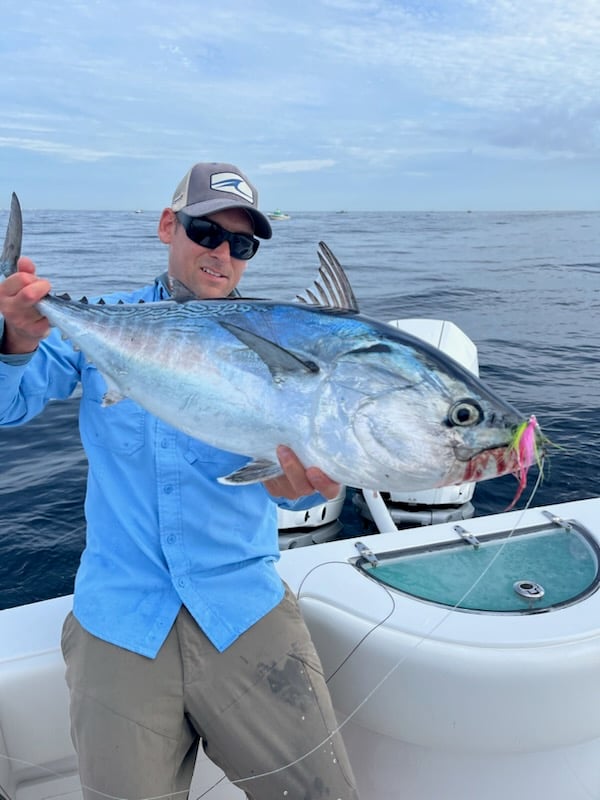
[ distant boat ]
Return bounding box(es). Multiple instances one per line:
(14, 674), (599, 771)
(267, 208), (291, 221)
(133, 209), (143, 214)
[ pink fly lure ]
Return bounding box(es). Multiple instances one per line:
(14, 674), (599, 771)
(505, 415), (544, 510)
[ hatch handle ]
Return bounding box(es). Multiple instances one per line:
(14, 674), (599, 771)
(541, 510), (572, 531)
(354, 541), (379, 566)
(453, 524), (480, 549)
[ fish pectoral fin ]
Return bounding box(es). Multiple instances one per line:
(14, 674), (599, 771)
(219, 321), (320, 379)
(101, 389), (126, 406)
(218, 458), (283, 485)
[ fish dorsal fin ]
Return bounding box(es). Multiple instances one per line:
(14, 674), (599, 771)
(219, 321), (320, 380)
(1, 193), (22, 278)
(168, 276), (199, 303)
(295, 241), (359, 312)
(167, 275), (243, 303)
(159, 272), (242, 302)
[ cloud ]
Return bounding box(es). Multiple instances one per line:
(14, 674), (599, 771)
(2, 0), (599, 208)
(0, 136), (121, 162)
(259, 160), (336, 174)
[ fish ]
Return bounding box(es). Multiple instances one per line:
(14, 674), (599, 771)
(1, 192), (542, 493)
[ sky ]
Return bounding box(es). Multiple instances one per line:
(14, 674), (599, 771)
(1, 0), (599, 211)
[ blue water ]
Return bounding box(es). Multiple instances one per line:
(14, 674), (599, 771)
(2, 209), (600, 609)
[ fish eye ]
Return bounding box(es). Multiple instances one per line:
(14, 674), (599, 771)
(447, 399), (484, 427)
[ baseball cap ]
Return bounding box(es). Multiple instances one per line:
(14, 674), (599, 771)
(171, 162), (272, 239)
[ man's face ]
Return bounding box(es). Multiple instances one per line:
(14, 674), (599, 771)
(158, 207), (253, 299)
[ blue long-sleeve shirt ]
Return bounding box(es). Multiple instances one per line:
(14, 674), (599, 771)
(0, 277), (321, 657)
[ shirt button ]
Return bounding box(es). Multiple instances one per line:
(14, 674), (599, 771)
(178, 579), (186, 588)
(166, 535), (176, 544)
(161, 438), (169, 448)
(164, 485), (173, 494)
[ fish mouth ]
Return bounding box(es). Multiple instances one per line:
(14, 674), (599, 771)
(454, 443), (521, 483)
(454, 428), (542, 482)
(453, 442), (510, 463)
(453, 416), (544, 508)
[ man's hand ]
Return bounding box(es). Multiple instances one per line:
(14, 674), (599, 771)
(0, 257), (51, 354)
(263, 445), (342, 501)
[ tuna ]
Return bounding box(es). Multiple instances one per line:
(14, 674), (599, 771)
(1, 193), (541, 492)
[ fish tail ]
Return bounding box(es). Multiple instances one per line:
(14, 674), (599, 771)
(0, 193), (23, 279)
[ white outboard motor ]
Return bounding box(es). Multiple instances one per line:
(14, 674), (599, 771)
(278, 485), (346, 550)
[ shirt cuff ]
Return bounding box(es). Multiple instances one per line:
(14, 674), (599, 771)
(0, 318), (36, 366)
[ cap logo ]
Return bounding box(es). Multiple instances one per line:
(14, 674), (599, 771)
(210, 172), (254, 204)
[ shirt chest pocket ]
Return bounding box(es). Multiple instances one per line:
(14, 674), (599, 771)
(80, 365), (146, 455)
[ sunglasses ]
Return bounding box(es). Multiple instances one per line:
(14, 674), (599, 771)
(176, 212), (260, 260)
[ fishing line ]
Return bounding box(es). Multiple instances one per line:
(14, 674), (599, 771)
(560, 747), (598, 800)
(0, 747), (191, 800)
(2, 465), (559, 800)
(1, 468), (548, 800)
(0, 776), (11, 800)
(296, 558), (397, 685)
(189, 460), (550, 796)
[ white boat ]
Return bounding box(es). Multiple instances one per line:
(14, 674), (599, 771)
(4, 497), (600, 800)
(267, 209), (291, 221)
(277, 496), (600, 800)
(3, 319), (600, 800)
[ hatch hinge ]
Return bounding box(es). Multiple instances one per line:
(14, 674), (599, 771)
(354, 541), (379, 566)
(541, 509), (573, 531)
(453, 524), (480, 549)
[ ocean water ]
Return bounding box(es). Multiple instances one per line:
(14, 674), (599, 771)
(1, 208), (599, 610)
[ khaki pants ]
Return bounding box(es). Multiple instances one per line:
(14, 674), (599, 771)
(61, 586), (359, 800)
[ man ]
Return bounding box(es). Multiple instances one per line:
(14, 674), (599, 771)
(0, 162), (359, 799)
